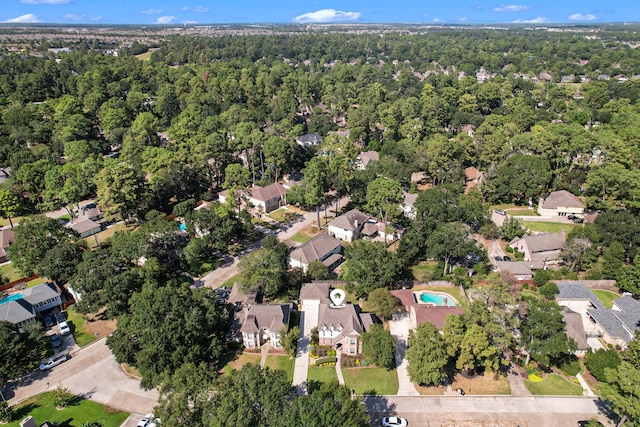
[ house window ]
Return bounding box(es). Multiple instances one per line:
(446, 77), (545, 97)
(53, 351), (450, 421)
(349, 347), (355, 354)
(350, 338), (356, 345)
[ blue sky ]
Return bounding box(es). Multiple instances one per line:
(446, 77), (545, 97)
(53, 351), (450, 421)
(1, 1), (638, 25)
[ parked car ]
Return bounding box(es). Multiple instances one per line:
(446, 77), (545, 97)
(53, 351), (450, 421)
(494, 256), (503, 262)
(39, 354), (68, 371)
(43, 315), (54, 328)
(54, 311), (65, 324)
(137, 414), (155, 427)
(573, 217), (585, 224)
(503, 256), (512, 262)
(51, 334), (62, 348)
(567, 214), (577, 220)
(381, 417), (408, 427)
(495, 209), (507, 216)
(59, 321), (71, 336)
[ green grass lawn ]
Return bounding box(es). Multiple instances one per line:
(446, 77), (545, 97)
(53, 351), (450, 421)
(289, 233), (311, 244)
(307, 366), (338, 383)
(508, 209), (539, 216)
(521, 221), (577, 234)
(523, 373), (583, 395)
(0, 216), (27, 228)
(412, 261), (439, 281)
(592, 289), (620, 309)
(6, 391), (129, 427)
(219, 274), (238, 289)
(342, 367), (399, 395)
(25, 276), (48, 288)
(84, 223), (128, 248)
(221, 352), (261, 375)
(65, 308), (97, 347)
(520, 289), (543, 304)
(263, 355), (295, 382)
(0, 262), (23, 282)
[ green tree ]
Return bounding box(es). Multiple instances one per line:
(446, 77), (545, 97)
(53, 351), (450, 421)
(499, 216), (527, 241)
(598, 361), (640, 426)
(95, 160), (146, 223)
(52, 384), (76, 408)
(37, 240), (84, 284)
(406, 321), (449, 386)
(366, 288), (400, 320)
(281, 325), (300, 357)
(456, 324), (500, 373)
(107, 285), (227, 389)
(307, 260), (330, 280)
(0, 400), (13, 423)
(366, 177), (403, 244)
(301, 157), (329, 230)
(361, 324), (396, 370)
(0, 321), (47, 387)
(341, 240), (404, 297)
(0, 188), (23, 229)
(238, 248), (287, 298)
(585, 349), (621, 382)
(426, 222), (480, 276)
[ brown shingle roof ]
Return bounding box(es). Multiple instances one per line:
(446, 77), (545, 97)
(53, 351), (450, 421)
(541, 190), (585, 210)
(412, 306), (463, 330)
(289, 233), (342, 266)
(251, 182), (287, 202)
(562, 307), (589, 350)
(300, 281), (333, 303)
(318, 303), (365, 341)
(0, 227), (14, 258)
(358, 151), (379, 167)
(240, 304), (290, 334)
(515, 233), (566, 254)
(328, 209), (369, 232)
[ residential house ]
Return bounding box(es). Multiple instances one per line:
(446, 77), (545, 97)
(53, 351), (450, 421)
(66, 218), (101, 238)
(249, 182), (287, 213)
(562, 306), (589, 356)
(560, 75), (575, 83)
(295, 133), (323, 148)
(509, 232), (566, 263)
(77, 203), (104, 221)
(597, 74), (611, 81)
(557, 282), (640, 349)
(538, 190), (585, 218)
(0, 167), (10, 185)
(327, 209), (370, 242)
(240, 304), (291, 349)
(494, 260), (544, 280)
(300, 281), (378, 356)
(0, 282), (62, 330)
(0, 227), (14, 263)
(400, 192), (418, 220)
(464, 166), (485, 194)
(289, 233), (343, 273)
(354, 151), (379, 170)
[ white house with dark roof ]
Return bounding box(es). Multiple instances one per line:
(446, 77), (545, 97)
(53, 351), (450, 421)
(400, 192), (418, 220)
(0, 282), (61, 330)
(249, 183), (287, 213)
(509, 232), (566, 263)
(295, 133), (323, 148)
(0, 299), (36, 329)
(327, 209), (370, 242)
(289, 233), (343, 273)
(240, 304), (290, 349)
(538, 190), (585, 218)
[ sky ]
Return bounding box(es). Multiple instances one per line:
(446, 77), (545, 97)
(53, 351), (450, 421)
(1, 1), (639, 26)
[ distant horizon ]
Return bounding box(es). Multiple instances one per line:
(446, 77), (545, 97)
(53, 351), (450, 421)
(1, 1), (639, 26)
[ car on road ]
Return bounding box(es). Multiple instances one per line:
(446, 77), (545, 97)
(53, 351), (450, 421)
(43, 315), (54, 328)
(137, 414), (155, 427)
(573, 217), (585, 224)
(494, 256), (503, 262)
(494, 209), (507, 216)
(503, 256), (512, 262)
(59, 321), (71, 336)
(39, 354), (69, 371)
(382, 417), (408, 427)
(577, 421), (604, 427)
(51, 334), (62, 348)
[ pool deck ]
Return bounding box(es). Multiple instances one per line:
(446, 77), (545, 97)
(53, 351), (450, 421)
(413, 290), (458, 306)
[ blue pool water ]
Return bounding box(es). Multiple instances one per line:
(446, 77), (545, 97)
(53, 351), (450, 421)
(0, 293), (24, 305)
(419, 292), (457, 306)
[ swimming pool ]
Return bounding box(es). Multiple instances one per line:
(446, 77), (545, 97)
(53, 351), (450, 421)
(416, 291), (457, 307)
(0, 293), (24, 305)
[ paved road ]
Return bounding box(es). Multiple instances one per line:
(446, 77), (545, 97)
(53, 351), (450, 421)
(364, 395), (613, 426)
(4, 338), (158, 415)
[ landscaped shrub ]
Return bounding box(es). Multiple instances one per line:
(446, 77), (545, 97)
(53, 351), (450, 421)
(315, 356), (337, 366)
(585, 349), (621, 381)
(528, 373), (543, 382)
(505, 245), (514, 253)
(310, 346), (331, 358)
(52, 385), (77, 408)
(560, 358), (581, 376)
(0, 401), (13, 423)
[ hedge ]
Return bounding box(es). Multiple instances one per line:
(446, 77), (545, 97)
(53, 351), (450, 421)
(315, 356), (337, 366)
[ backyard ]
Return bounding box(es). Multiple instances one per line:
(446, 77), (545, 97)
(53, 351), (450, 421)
(0, 262), (22, 283)
(342, 367), (399, 395)
(522, 221), (577, 234)
(4, 392), (129, 427)
(592, 289), (620, 309)
(523, 373), (583, 395)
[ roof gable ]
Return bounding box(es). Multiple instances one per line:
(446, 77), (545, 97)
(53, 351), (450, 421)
(290, 233), (342, 265)
(328, 209), (370, 231)
(22, 282), (60, 306)
(0, 299), (35, 324)
(556, 282), (605, 310)
(519, 233), (566, 253)
(241, 304), (290, 334)
(541, 190), (585, 210)
(251, 182), (287, 202)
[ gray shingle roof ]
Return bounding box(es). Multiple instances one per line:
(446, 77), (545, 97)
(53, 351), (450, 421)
(518, 233), (566, 254)
(22, 282), (60, 306)
(289, 233), (342, 266)
(613, 296), (640, 313)
(587, 309), (635, 342)
(251, 182), (287, 203)
(541, 190), (585, 210)
(0, 299), (35, 324)
(556, 282), (605, 310)
(328, 209), (370, 232)
(240, 304), (290, 334)
(562, 307), (589, 350)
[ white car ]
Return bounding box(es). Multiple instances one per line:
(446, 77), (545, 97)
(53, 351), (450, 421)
(39, 354), (68, 371)
(137, 414), (155, 427)
(59, 321), (71, 336)
(382, 416), (408, 427)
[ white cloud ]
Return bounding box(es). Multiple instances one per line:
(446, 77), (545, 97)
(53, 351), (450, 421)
(155, 16), (177, 24)
(64, 13), (85, 21)
(20, 0), (69, 4)
(293, 8), (361, 23)
(569, 13), (597, 21)
(3, 13), (42, 23)
(140, 9), (163, 15)
(181, 6), (209, 13)
(432, 18), (442, 23)
(494, 4), (530, 12)
(459, 17), (469, 22)
(513, 16), (548, 23)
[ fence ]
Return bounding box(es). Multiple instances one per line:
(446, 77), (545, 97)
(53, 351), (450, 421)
(0, 274), (39, 292)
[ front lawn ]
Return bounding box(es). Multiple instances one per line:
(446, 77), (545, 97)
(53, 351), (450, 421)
(592, 289), (619, 309)
(84, 223), (128, 248)
(523, 373), (583, 395)
(65, 308), (99, 347)
(508, 209), (539, 216)
(307, 365), (338, 383)
(263, 355), (294, 382)
(5, 391), (128, 427)
(219, 274), (239, 289)
(342, 367), (398, 395)
(450, 371), (511, 395)
(289, 233), (312, 244)
(521, 221), (577, 234)
(221, 352), (261, 375)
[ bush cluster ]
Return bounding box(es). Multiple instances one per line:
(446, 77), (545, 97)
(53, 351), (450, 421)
(315, 356), (337, 366)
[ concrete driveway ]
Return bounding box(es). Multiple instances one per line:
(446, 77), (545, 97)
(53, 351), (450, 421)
(4, 338), (158, 415)
(388, 313), (418, 396)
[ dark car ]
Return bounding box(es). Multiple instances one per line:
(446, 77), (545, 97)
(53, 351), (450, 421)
(43, 315), (54, 328)
(51, 334), (62, 348)
(54, 311), (65, 324)
(573, 217), (585, 224)
(503, 256), (512, 262)
(494, 256), (503, 262)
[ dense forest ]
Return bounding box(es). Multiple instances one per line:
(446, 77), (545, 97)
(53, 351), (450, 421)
(2, 25), (640, 425)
